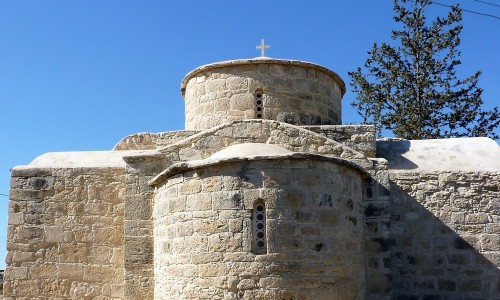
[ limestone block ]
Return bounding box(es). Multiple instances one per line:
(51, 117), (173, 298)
(111, 283), (124, 298)
(110, 248), (124, 266)
(208, 233), (242, 252)
(198, 135), (226, 150)
(186, 193), (212, 211)
(190, 252), (223, 264)
(197, 263), (227, 277)
(226, 77), (248, 90)
(70, 281), (103, 298)
(262, 169), (290, 188)
(269, 64), (288, 76)
(195, 83), (205, 97)
(228, 219), (243, 233)
(213, 97), (230, 112)
(27, 176), (54, 190)
(226, 261), (266, 277)
(229, 94), (255, 111)
(8, 212), (24, 225)
(95, 226), (123, 246)
(202, 176), (224, 192)
(205, 79), (226, 93)
(466, 213), (490, 224)
(44, 226), (63, 243)
(30, 263), (58, 278)
(59, 243), (88, 264)
(15, 226), (44, 243)
(5, 266), (28, 279)
(480, 234), (500, 251)
(212, 191), (242, 210)
(180, 180), (201, 195)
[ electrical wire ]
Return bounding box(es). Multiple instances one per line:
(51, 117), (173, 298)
(471, 0), (500, 9)
(0, 194), (8, 197)
(431, 1), (500, 20)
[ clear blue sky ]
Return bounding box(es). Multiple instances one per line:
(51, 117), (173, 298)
(1, 1), (499, 269)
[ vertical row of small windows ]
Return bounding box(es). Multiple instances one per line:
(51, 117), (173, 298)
(255, 89), (263, 119)
(253, 200), (266, 254)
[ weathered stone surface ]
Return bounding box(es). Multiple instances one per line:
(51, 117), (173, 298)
(181, 59), (345, 130)
(5, 55), (499, 300)
(153, 157), (365, 299)
(386, 170), (500, 299)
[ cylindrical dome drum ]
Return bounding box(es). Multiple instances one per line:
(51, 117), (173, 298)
(181, 58), (346, 131)
(153, 155), (365, 299)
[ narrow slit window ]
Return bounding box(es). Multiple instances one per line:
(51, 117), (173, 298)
(253, 200), (267, 254)
(255, 89), (264, 119)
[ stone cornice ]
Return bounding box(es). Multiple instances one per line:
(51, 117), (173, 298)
(180, 58), (346, 97)
(149, 152), (370, 187)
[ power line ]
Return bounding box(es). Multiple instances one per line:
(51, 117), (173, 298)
(431, 1), (500, 20)
(0, 194), (8, 197)
(472, 0), (500, 9)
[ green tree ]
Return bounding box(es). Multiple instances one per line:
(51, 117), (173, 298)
(348, 0), (499, 139)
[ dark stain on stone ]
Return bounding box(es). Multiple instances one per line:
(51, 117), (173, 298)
(318, 194), (333, 207)
(346, 216), (357, 226)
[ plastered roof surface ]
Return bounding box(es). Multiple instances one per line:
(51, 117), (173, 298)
(377, 137), (500, 171)
(209, 143), (292, 160)
(16, 150), (154, 169)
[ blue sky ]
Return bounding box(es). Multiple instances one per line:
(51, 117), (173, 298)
(0, 1), (499, 269)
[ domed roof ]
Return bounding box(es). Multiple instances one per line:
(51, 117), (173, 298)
(209, 143), (292, 160)
(180, 57), (346, 96)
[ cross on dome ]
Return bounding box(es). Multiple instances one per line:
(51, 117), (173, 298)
(256, 39), (270, 57)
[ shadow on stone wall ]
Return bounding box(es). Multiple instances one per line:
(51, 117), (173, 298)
(376, 141), (418, 170)
(383, 183), (500, 299)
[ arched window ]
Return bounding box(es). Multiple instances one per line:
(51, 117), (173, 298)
(255, 89), (264, 119)
(252, 200), (267, 254)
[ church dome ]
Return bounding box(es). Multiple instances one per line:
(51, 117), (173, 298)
(181, 57), (345, 130)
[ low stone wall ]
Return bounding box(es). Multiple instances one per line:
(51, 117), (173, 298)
(112, 124), (376, 158)
(303, 125), (376, 158)
(153, 120), (371, 170)
(4, 167), (126, 299)
(384, 171), (500, 299)
(113, 131), (198, 151)
(122, 155), (167, 300)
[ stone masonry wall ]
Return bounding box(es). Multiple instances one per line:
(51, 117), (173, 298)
(362, 162), (393, 300)
(304, 125), (376, 158)
(182, 61), (344, 130)
(119, 119), (377, 300)
(111, 124), (375, 160)
(153, 157), (365, 300)
(387, 171), (500, 299)
(122, 155), (167, 300)
(113, 131), (198, 151)
(4, 167), (126, 299)
(154, 120), (372, 171)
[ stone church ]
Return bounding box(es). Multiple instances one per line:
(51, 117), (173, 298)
(4, 48), (500, 299)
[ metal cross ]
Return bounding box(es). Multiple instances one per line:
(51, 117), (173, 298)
(256, 39), (270, 57)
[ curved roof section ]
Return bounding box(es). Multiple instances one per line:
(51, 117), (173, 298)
(180, 58), (346, 97)
(209, 143), (292, 160)
(153, 119), (368, 161)
(149, 152), (370, 187)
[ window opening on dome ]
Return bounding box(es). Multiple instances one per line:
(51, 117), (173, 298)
(255, 89), (264, 119)
(252, 200), (267, 254)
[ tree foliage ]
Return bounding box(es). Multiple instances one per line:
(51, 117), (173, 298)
(348, 0), (499, 139)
